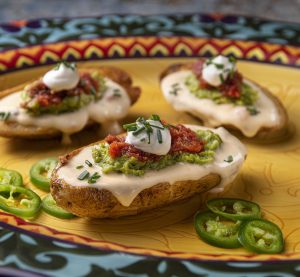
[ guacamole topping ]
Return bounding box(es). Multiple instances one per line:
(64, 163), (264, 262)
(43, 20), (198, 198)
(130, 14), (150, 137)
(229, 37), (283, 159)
(186, 57), (259, 115)
(92, 120), (222, 176)
(185, 73), (258, 115)
(21, 67), (106, 115)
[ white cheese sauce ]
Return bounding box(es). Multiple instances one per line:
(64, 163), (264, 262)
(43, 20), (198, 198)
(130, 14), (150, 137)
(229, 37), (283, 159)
(161, 70), (280, 137)
(0, 78), (131, 135)
(57, 126), (247, 207)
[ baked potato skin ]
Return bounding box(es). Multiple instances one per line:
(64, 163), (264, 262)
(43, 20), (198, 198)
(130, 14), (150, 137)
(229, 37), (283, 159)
(0, 66), (141, 139)
(50, 140), (221, 218)
(160, 63), (289, 141)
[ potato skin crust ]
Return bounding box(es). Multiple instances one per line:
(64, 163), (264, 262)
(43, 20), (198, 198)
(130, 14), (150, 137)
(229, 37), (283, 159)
(160, 63), (289, 141)
(50, 138), (221, 218)
(0, 66), (141, 139)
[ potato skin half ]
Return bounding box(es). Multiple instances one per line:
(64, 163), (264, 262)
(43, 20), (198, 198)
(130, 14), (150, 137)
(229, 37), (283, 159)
(0, 66), (141, 139)
(50, 139), (221, 218)
(160, 63), (289, 141)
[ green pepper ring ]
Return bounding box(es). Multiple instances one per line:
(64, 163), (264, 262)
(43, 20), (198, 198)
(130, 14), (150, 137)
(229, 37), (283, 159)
(30, 158), (58, 191)
(42, 194), (76, 219)
(207, 198), (261, 221)
(238, 219), (284, 254)
(194, 211), (241, 249)
(0, 168), (23, 187)
(0, 185), (41, 218)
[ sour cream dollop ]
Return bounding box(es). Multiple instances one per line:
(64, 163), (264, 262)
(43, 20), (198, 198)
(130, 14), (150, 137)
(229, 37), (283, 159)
(202, 55), (236, 87)
(43, 62), (80, 92)
(125, 120), (171, 155)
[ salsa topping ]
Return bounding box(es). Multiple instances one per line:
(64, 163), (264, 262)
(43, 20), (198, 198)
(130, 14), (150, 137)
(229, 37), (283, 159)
(21, 69), (106, 115)
(107, 118), (204, 162)
(192, 56), (242, 99)
(185, 56), (259, 115)
(92, 118), (222, 176)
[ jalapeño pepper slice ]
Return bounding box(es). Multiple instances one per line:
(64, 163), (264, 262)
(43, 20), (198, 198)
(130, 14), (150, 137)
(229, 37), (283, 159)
(42, 194), (76, 219)
(238, 219), (284, 254)
(207, 198), (261, 221)
(194, 211), (241, 248)
(0, 185), (41, 218)
(30, 158), (58, 191)
(0, 168), (23, 186)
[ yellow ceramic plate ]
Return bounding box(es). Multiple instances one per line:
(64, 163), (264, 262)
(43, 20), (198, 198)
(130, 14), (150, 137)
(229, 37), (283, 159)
(0, 37), (299, 262)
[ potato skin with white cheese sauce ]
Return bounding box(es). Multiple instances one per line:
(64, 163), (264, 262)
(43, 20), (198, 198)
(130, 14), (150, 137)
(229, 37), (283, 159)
(160, 62), (289, 141)
(51, 142), (221, 218)
(0, 66), (140, 139)
(50, 125), (247, 218)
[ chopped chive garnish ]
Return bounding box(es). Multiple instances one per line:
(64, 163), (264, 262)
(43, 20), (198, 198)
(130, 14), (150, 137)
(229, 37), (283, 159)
(133, 126), (146, 136)
(169, 83), (181, 96)
(229, 56), (236, 63)
(219, 73), (225, 83)
(77, 170), (90, 181)
(214, 63), (224, 69)
(229, 68), (235, 79)
(136, 116), (145, 123)
(76, 165), (84, 169)
(169, 89), (178, 95)
(85, 160), (93, 167)
(150, 114), (161, 121)
(206, 58), (213, 65)
(54, 61), (76, 71)
(157, 129), (163, 144)
(123, 123), (137, 130)
(124, 115), (169, 145)
(144, 122), (153, 134)
(149, 124), (164, 130)
(224, 155), (233, 163)
(247, 106), (260, 116)
(113, 89), (121, 97)
(166, 124), (179, 130)
(90, 86), (97, 95)
(88, 172), (101, 184)
(0, 112), (11, 121)
(128, 126), (138, 131)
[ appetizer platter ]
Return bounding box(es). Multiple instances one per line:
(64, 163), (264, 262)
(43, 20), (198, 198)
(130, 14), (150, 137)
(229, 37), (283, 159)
(0, 14), (300, 276)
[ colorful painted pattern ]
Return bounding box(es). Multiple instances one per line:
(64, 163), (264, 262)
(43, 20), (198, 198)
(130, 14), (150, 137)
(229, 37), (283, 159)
(0, 14), (300, 52)
(0, 37), (300, 73)
(2, 221), (300, 277)
(1, 210), (300, 262)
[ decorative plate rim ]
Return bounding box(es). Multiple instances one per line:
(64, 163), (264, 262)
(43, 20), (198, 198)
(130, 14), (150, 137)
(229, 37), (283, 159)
(0, 212), (299, 263)
(0, 36), (299, 76)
